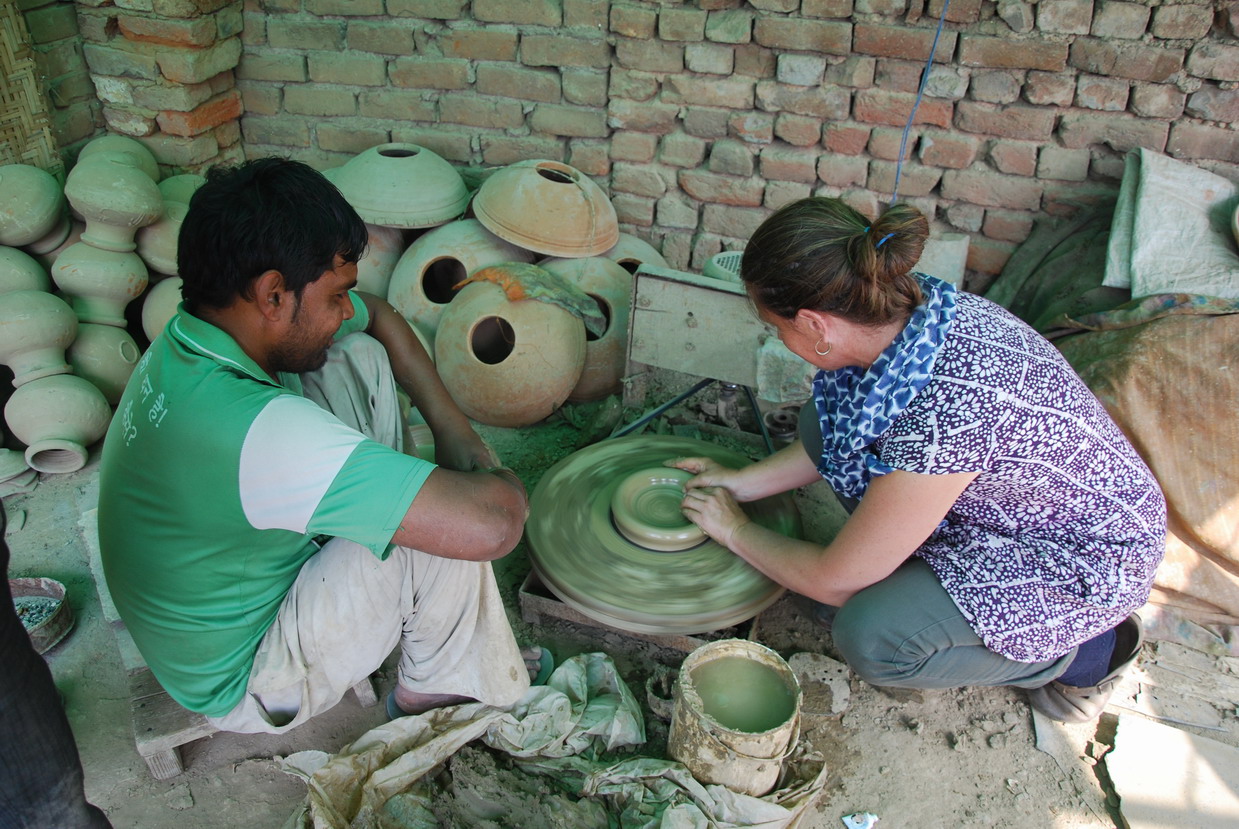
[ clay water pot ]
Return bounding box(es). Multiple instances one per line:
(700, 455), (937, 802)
(539, 256), (634, 402)
(332, 143), (469, 229)
(67, 323), (142, 406)
(0, 290), (77, 386)
(4, 373), (112, 474)
(0, 247), (52, 294)
(157, 173), (206, 205)
(76, 134), (160, 181)
(434, 279), (585, 428)
(0, 448), (29, 483)
(64, 155), (163, 253)
(601, 232), (669, 274)
(52, 242), (149, 327)
(135, 201), (186, 275)
(23, 213), (72, 256)
(356, 223), (406, 297)
(141, 276), (183, 342)
(30, 220), (85, 272)
(472, 159), (618, 258)
(0, 164), (66, 247)
(387, 219), (534, 340)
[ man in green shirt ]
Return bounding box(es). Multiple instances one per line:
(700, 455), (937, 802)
(99, 158), (535, 732)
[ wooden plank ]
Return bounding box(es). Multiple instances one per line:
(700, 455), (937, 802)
(129, 670), (218, 759)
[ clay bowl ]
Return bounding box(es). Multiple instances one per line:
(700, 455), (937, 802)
(611, 467), (706, 552)
(332, 143), (469, 229)
(10, 577), (74, 654)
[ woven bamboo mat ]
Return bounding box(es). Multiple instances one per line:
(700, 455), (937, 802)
(0, 0), (62, 176)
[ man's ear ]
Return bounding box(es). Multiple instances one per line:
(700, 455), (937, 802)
(252, 269), (290, 322)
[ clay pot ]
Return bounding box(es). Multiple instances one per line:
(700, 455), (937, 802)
(29, 220), (85, 272)
(332, 143), (469, 229)
(611, 467), (706, 551)
(76, 134), (160, 181)
(52, 242), (150, 327)
(157, 173), (206, 205)
(23, 213), (72, 256)
(356, 223), (406, 297)
(0, 290), (77, 386)
(4, 373), (112, 474)
(0, 247), (52, 294)
(64, 155), (164, 253)
(0, 164), (66, 247)
(601, 232), (669, 274)
(472, 159), (618, 258)
(434, 279), (585, 428)
(0, 448), (29, 483)
(387, 219), (534, 340)
(539, 256), (634, 402)
(67, 323), (142, 406)
(135, 201), (187, 275)
(141, 276), (183, 342)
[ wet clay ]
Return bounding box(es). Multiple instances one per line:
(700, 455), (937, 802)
(691, 655), (797, 733)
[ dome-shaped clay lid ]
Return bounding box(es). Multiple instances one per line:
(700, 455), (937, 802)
(332, 143), (469, 229)
(472, 160), (619, 258)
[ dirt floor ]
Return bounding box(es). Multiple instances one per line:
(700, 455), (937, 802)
(6, 386), (1239, 828)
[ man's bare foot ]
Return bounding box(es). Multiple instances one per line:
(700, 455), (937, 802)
(522, 646), (548, 682)
(391, 685), (474, 716)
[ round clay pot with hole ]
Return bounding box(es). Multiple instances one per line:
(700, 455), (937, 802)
(0, 164), (65, 247)
(64, 155), (163, 253)
(4, 373), (112, 474)
(0, 290), (77, 387)
(600, 232), (669, 275)
(67, 323), (142, 406)
(332, 143), (469, 229)
(135, 200), (186, 276)
(141, 276), (183, 342)
(433, 279), (586, 428)
(0, 247), (52, 294)
(387, 219), (534, 340)
(356, 223), (407, 297)
(472, 159), (619, 258)
(539, 256), (634, 403)
(52, 242), (149, 327)
(76, 134), (160, 182)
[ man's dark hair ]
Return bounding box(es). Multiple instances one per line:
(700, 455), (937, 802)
(177, 157), (369, 312)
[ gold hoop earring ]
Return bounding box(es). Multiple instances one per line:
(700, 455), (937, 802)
(815, 339), (832, 356)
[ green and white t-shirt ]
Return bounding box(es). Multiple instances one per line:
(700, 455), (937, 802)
(98, 294), (434, 716)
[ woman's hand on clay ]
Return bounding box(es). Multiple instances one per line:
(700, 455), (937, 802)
(679, 485), (750, 549)
(666, 457), (739, 492)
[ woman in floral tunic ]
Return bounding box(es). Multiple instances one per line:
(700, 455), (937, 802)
(674, 197), (1166, 722)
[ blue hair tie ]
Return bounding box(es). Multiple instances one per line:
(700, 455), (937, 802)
(875, 232), (895, 248)
(863, 226), (870, 233)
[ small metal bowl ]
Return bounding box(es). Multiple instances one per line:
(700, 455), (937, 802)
(10, 577), (74, 654)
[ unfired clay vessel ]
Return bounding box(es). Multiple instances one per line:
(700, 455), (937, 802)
(387, 219), (534, 340)
(157, 173), (206, 205)
(141, 276), (183, 342)
(356, 223), (406, 296)
(539, 256), (634, 403)
(0, 164), (65, 247)
(76, 134), (160, 182)
(64, 155), (163, 253)
(4, 373), (112, 474)
(30, 220), (85, 272)
(333, 144), (469, 229)
(0, 247), (52, 294)
(52, 242), (150, 327)
(472, 160), (619, 258)
(433, 279), (585, 428)
(0, 290), (77, 386)
(601, 232), (669, 274)
(67, 323), (142, 406)
(610, 467), (706, 551)
(135, 201), (187, 276)
(23, 214), (72, 257)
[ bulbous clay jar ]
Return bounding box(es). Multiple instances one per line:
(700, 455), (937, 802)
(76, 134), (160, 181)
(30, 220), (85, 272)
(135, 201), (187, 275)
(0, 164), (66, 247)
(52, 242), (150, 327)
(387, 219), (534, 340)
(356, 223), (406, 297)
(4, 373), (112, 474)
(600, 232), (669, 274)
(0, 246), (52, 294)
(157, 173), (206, 205)
(0, 289), (77, 386)
(141, 276), (183, 342)
(434, 279), (586, 428)
(472, 159), (619, 258)
(539, 256), (634, 403)
(333, 143), (469, 229)
(67, 323), (142, 406)
(64, 155), (163, 252)
(23, 213), (72, 256)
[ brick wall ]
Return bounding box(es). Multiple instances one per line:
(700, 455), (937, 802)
(19, 0), (102, 158)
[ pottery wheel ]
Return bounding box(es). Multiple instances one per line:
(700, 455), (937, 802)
(526, 435), (801, 634)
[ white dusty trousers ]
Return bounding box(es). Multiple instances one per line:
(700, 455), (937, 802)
(208, 333), (529, 734)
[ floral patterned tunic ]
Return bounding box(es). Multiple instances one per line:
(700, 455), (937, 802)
(873, 292), (1166, 662)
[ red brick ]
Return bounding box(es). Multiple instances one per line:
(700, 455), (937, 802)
(929, 0), (982, 23)
(476, 64), (560, 103)
(611, 131), (659, 162)
(440, 29), (518, 61)
(734, 43), (776, 77)
(868, 160), (941, 197)
(441, 96), (525, 129)
(854, 88), (952, 128)
(1167, 122), (1239, 162)
(659, 6), (707, 41)
(1187, 42), (1239, 83)
(753, 16), (850, 54)
(568, 140), (610, 177)
(607, 98), (680, 133)
(802, 0), (853, 17)
(120, 15), (216, 47)
(611, 3), (657, 38)
(756, 81), (851, 119)
(612, 193), (656, 226)
(1041, 182), (1118, 216)
(609, 68), (659, 101)
(522, 34), (610, 69)
(824, 122), (871, 155)
(700, 203), (773, 239)
(1130, 83), (1185, 119)
(1186, 85), (1239, 124)
(867, 126), (914, 161)
(774, 113), (822, 147)
(679, 169), (765, 205)
(853, 23), (956, 61)
(1150, 4), (1213, 40)
(665, 75), (754, 109)
(390, 58), (469, 90)
(1091, 1), (1150, 39)
(1058, 110), (1169, 153)
(615, 39), (684, 72)
(1076, 74), (1130, 111)
(1069, 38), (1184, 83)
(1023, 71), (1075, 106)
(966, 236), (1017, 275)
(817, 152), (868, 187)
(955, 101), (1056, 141)
(613, 162), (670, 197)
(765, 180), (813, 210)
(729, 111), (775, 144)
(918, 128), (980, 168)
(478, 134), (565, 166)
(157, 89), (241, 137)
(1036, 0), (1093, 35)
(759, 145), (820, 183)
(530, 103), (608, 138)
(988, 140), (1038, 176)
(958, 35), (1068, 71)
(874, 59), (924, 94)
(941, 168), (1043, 209)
